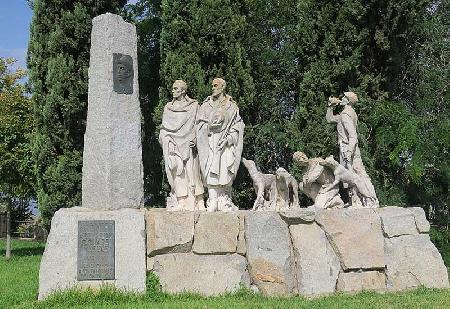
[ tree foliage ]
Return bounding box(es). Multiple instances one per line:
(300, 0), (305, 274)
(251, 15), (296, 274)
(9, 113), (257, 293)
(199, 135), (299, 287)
(124, 0), (449, 216)
(122, 0), (164, 205)
(0, 58), (34, 200)
(27, 0), (127, 228)
(26, 0), (447, 223)
(0, 57), (34, 257)
(139, 0), (256, 205)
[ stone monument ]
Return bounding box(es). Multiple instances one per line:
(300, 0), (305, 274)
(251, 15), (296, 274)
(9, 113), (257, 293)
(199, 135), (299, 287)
(326, 92), (379, 208)
(159, 80), (205, 211)
(196, 78), (245, 212)
(38, 14), (146, 300)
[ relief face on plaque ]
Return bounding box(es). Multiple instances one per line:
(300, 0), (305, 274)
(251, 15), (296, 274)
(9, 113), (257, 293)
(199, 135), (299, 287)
(113, 53), (133, 94)
(77, 220), (115, 281)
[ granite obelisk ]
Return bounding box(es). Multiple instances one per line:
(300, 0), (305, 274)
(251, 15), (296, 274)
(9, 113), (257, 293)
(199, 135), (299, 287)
(38, 14), (145, 300)
(82, 13), (144, 210)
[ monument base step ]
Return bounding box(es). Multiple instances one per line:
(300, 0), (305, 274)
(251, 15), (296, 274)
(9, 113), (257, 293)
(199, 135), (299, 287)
(38, 207), (146, 300)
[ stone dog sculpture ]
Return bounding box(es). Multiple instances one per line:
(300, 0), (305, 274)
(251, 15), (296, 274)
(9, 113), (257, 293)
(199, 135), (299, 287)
(241, 158), (276, 210)
(274, 167), (299, 210)
(319, 155), (378, 208)
(242, 158), (299, 210)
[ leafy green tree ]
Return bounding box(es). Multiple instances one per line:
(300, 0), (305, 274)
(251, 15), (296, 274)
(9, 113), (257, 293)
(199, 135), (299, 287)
(128, 0), (448, 215)
(372, 0), (450, 220)
(159, 0), (254, 110)
(242, 0), (443, 207)
(27, 0), (126, 228)
(0, 58), (34, 258)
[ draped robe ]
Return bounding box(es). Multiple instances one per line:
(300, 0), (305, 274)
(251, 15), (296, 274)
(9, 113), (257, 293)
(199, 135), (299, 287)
(196, 95), (244, 187)
(159, 97), (204, 198)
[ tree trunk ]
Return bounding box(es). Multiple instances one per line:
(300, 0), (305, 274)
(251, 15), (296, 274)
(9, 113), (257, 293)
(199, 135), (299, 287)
(6, 208), (11, 259)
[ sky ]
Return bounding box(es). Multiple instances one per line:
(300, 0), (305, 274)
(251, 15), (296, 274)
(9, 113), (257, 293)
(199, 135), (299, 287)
(0, 0), (138, 70)
(0, 1), (33, 69)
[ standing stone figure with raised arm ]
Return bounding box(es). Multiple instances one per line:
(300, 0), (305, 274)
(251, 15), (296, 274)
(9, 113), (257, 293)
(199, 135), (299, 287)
(326, 92), (379, 208)
(197, 78), (245, 211)
(159, 80), (205, 211)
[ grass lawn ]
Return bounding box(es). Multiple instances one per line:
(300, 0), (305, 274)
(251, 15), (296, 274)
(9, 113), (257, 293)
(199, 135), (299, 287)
(1, 239), (450, 308)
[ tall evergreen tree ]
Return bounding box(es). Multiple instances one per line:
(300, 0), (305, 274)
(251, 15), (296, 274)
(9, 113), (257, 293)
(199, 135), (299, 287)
(28, 0), (126, 228)
(157, 0), (255, 204)
(123, 0), (164, 205)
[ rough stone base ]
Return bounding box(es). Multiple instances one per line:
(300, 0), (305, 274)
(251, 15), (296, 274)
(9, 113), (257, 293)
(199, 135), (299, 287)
(153, 253), (249, 295)
(145, 206), (448, 297)
(38, 207), (146, 300)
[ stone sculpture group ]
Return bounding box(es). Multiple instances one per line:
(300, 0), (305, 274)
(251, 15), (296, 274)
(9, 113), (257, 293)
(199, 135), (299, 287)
(38, 13), (448, 302)
(160, 81), (380, 210)
(160, 78), (244, 212)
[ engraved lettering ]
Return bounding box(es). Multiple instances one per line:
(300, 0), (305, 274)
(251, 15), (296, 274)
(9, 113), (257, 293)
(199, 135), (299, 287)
(77, 220), (115, 281)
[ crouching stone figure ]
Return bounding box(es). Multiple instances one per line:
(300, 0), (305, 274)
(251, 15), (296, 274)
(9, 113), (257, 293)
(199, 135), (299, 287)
(293, 151), (344, 209)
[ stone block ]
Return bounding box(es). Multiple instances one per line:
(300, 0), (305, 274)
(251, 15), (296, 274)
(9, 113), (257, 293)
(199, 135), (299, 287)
(408, 207), (430, 233)
(153, 253), (250, 296)
(82, 13), (143, 210)
(337, 271), (386, 293)
(146, 209), (194, 256)
(279, 207), (315, 224)
(245, 212), (296, 296)
(385, 234), (449, 291)
(38, 207), (146, 300)
(316, 208), (385, 270)
(192, 212), (239, 254)
(377, 206), (418, 237)
(290, 223), (340, 295)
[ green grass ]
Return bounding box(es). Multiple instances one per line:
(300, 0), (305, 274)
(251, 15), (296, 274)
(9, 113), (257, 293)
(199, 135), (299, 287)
(1, 239), (450, 309)
(0, 239), (44, 308)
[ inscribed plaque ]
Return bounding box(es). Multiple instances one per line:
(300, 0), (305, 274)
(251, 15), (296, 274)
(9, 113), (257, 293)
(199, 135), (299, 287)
(77, 220), (115, 281)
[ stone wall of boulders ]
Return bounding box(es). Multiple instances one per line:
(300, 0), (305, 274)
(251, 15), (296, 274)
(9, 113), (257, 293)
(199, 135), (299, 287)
(145, 207), (449, 296)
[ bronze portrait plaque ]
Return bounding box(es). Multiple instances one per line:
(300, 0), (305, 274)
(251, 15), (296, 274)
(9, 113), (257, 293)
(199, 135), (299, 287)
(77, 220), (115, 281)
(113, 53), (133, 94)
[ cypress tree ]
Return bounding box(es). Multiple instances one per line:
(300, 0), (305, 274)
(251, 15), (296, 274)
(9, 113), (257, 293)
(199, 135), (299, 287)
(158, 0), (254, 113)
(28, 0), (126, 228)
(158, 0), (255, 204)
(123, 0), (164, 205)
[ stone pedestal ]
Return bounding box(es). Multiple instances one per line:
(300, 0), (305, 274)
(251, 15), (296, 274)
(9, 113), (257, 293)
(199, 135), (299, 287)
(145, 206), (448, 297)
(38, 208), (146, 300)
